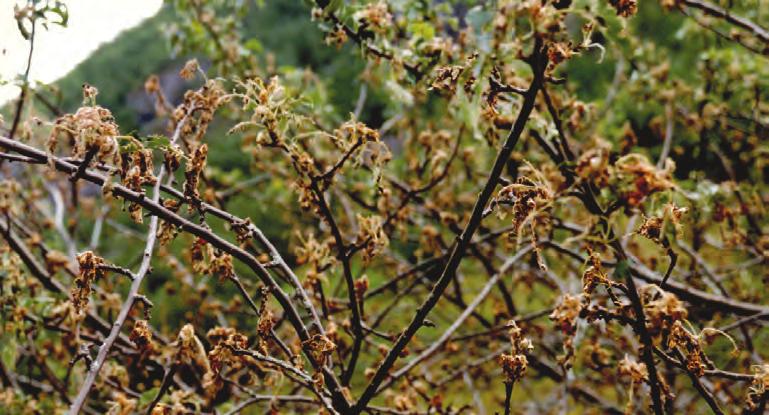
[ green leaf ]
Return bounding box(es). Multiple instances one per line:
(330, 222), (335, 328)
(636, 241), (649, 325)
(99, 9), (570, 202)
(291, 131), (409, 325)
(139, 387), (160, 407)
(1, 335), (18, 372)
(465, 6), (493, 33)
(117, 137), (142, 154)
(614, 260), (630, 281)
(407, 22), (435, 41)
(48, 3), (70, 28)
(16, 20), (30, 40)
(325, 0), (343, 13)
(244, 38), (263, 53)
(143, 135), (171, 150)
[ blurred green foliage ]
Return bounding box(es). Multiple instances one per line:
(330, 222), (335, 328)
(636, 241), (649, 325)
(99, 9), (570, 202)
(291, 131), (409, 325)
(47, 1), (375, 131)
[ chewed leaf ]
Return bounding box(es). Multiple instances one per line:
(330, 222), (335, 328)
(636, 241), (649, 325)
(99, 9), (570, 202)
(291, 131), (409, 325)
(46, 2), (69, 27)
(117, 137), (142, 154)
(143, 135), (171, 150)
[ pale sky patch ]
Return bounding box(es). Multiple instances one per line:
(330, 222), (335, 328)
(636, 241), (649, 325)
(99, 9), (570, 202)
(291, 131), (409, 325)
(0, 0), (162, 106)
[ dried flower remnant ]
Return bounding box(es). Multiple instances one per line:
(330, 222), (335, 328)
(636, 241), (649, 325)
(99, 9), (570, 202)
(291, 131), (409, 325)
(356, 214), (389, 263)
(82, 83), (99, 105)
(205, 327), (250, 396)
(430, 65), (464, 95)
(550, 294), (583, 334)
(230, 76), (285, 140)
(429, 54), (477, 96)
(151, 390), (203, 415)
(163, 144), (184, 173)
(618, 354), (650, 413)
(71, 251), (107, 313)
(48, 105), (121, 165)
(126, 202), (143, 224)
(354, 274), (369, 300)
(638, 215), (664, 241)
(618, 354), (648, 382)
(184, 143), (208, 212)
(129, 319), (156, 355)
(353, 1), (392, 33)
(209, 250), (234, 281)
(227, 218), (252, 245)
(105, 393), (137, 415)
(303, 334), (337, 364)
(498, 321), (533, 385)
(175, 324), (211, 374)
(547, 42), (576, 68)
(334, 120), (380, 147)
(643, 287), (688, 335)
(611, 154), (675, 207)
(549, 293), (583, 367)
(747, 365), (769, 412)
(495, 167), (554, 234)
(256, 298), (274, 340)
(668, 321), (707, 377)
(189, 238), (208, 275)
(144, 74), (171, 117)
(119, 146), (159, 223)
(294, 231), (335, 270)
(180, 58), (200, 80)
(331, 120), (391, 179)
(638, 204), (688, 243)
(121, 149), (157, 189)
(157, 199), (182, 246)
(668, 322), (738, 381)
(325, 24), (348, 48)
(188, 238), (233, 280)
(0, 180), (20, 214)
(608, 0), (638, 17)
(495, 165), (554, 269)
(173, 79), (225, 145)
(0, 250), (27, 335)
(144, 75), (160, 95)
(582, 249), (612, 296)
(575, 147), (611, 187)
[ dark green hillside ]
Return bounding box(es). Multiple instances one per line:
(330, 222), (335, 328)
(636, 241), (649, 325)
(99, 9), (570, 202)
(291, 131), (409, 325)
(40, 2), (370, 131)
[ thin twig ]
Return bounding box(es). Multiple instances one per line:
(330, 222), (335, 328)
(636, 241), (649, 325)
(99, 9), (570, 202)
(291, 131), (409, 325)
(0, 133), (351, 411)
(351, 39), (548, 413)
(144, 364), (177, 414)
(66, 115), (187, 415)
(379, 246), (533, 391)
(8, 17), (36, 140)
(679, 0), (769, 44)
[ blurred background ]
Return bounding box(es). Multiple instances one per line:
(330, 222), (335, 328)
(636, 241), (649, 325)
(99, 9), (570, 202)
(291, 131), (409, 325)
(0, 0), (162, 105)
